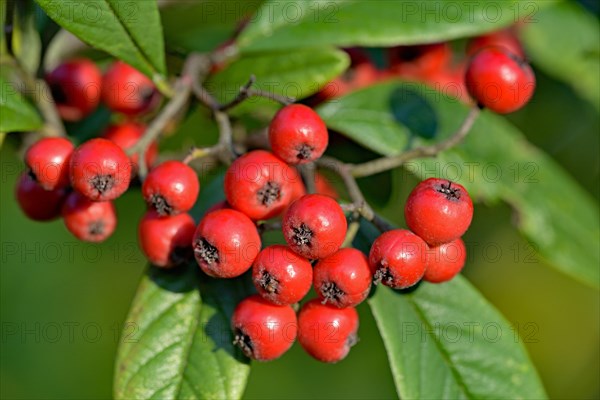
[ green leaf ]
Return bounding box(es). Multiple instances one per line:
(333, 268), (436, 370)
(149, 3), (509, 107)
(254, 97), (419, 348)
(0, 69), (43, 132)
(354, 222), (546, 399)
(521, 1), (600, 111)
(161, 0), (263, 53)
(318, 81), (600, 289)
(35, 0), (167, 89)
(114, 264), (252, 400)
(206, 47), (349, 111)
(238, 0), (527, 52)
(12, 0), (41, 75)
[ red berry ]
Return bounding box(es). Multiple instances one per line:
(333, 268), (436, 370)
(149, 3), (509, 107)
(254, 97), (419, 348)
(315, 172), (339, 199)
(388, 43), (452, 79)
(46, 59), (102, 121)
(205, 200), (230, 214)
(101, 61), (160, 116)
(69, 138), (132, 201)
(15, 173), (66, 221)
(465, 47), (535, 113)
(224, 150), (300, 220)
(193, 209), (261, 278)
(138, 211), (196, 268)
(467, 28), (525, 59)
(24, 137), (74, 190)
(62, 192), (117, 242)
(268, 104), (328, 164)
(368, 229), (427, 289)
(232, 294), (297, 361)
(283, 194), (347, 259)
(425, 238), (467, 283)
(297, 299), (359, 363)
(142, 161), (199, 216)
(252, 245), (313, 305)
(404, 178), (473, 246)
(313, 248), (371, 308)
(102, 123), (158, 173)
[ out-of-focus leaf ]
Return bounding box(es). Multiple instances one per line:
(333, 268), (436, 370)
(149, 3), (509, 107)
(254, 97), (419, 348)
(521, 1), (600, 111)
(238, 0), (534, 52)
(12, 0), (41, 75)
(0, 67), (43, 132)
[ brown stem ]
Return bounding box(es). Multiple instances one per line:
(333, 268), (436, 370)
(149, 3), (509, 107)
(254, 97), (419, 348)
(218, 75), (295, 111)
(351, 106), (480, 177)
(300, 162), (316, 194)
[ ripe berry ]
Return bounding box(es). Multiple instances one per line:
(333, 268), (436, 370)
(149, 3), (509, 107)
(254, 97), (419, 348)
(318, 49), (378, 101)
(283, 194), (347, 260)
(388, 43), (452, 79)
(404, 178), (473, 246)
(465, 47), (535, 114)
(62, 192), (117, 242)
(46, 59), (102, 121)
(142, 161), (199, 216)
(232, 295), (297, 361)
(69, 138), (132, 201)
(25, 137), (74, 190)
(313, 248), (371, 308)
(101, 61), (160, 116)
(15, 173), (66, 221)
(103, 123), (157, 173)
(425, 238), (467, 283)
(224, 150), (300, 220)
(268, 104), (328, 164)
(467, 28), (525, 59)
(138, 211), (196, 268)
(252, 245), (313, 305)
(193, 209), (261, 278)
(297, 299), (359, 363)
(368, 229), (427, 289)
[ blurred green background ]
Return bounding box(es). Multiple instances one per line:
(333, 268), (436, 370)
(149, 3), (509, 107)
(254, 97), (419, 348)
(1, 66), (598, 399)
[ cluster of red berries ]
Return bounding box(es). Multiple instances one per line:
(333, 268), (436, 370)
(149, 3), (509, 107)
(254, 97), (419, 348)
(16, 60), (160, 240)
(318, 27), (535, 113)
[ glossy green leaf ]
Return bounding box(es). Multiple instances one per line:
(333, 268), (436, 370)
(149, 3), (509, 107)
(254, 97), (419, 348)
(521, 1), (600, 111)
(161, 0), (263, 53)
(238, 0), (530, 52)
(114, 264), (252, 400)
(0, 69), (43, 132)
(206, 47), (349, 111)
(353, 222), (547, 399)
(35, 0), (167, 88)
(318, 81), (600, 289)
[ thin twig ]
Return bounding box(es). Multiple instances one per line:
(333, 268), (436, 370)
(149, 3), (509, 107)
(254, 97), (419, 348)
(300, 162), (316, 194)
(214, 111), (236, 163)
(182, 146), (218, 165)
(218, 75), (295, 111)
(342, 221), (361, 247)
(128, 78), (192, 178)
(351, 106), (481, 177)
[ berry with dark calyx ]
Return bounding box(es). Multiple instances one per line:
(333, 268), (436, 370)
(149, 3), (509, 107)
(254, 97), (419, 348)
(224, 150), (300, 220)
(62, 192), (116, 242)
(467, 28), (525, 59)
(425, 238), (467, 283)
(138, 211), (196, 268)
(45, 59), (102, 121)
(101, 61), (160, 116)
(15, 173), (67, 221)
(283, 194), (347, 260)
(297, 299), (359, 363)
(313, 248), (371, 308)
(69, 138), (132, 201)
(268, 104), (328, 164)
(404, 178), (473, 246)
(25, 137), (74, 190)
(251, 245), (313, 305)
(193, 209), (261, 278)
(465, 47), (535, 114)
(142, 161), (199, 216)
(103, 122), (158, 173)
(368, 229), (427, 289)
(232, 294), (297, 361)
